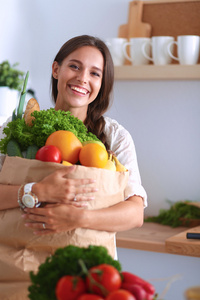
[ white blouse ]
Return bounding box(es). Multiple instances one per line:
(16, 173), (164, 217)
(104, 116), (147, 207)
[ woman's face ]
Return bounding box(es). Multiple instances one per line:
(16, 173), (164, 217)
(52, 46), (104, 121)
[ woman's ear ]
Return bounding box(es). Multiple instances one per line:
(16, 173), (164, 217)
(52, 61), (59, 79)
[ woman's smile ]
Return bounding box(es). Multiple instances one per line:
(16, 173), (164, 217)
(69, 84), (90, 96)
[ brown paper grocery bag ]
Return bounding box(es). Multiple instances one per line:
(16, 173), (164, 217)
(0, 156), (128, 300)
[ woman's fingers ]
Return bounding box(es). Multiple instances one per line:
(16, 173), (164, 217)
(36, 167), (97, 204)
(22, 204), (81, 235)
(25, 221), (54, 235)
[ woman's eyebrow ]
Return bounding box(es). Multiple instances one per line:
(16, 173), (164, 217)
(69, 59), (81, 64)
(69, 59), (103, 74)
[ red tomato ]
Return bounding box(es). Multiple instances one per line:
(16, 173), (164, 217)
(121, 282), (147, 300)
(55, 275), (86, 300)
(86, 264), (121, 297)
(105, 289), (136, 300)
(77, 294), (104, 300)
(35, 145), (62, 163)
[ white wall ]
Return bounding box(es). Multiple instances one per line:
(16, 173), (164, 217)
(1, 1), (200, 298)
(109, 80), (200, 216)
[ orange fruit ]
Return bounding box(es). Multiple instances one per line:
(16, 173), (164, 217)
(79, 143), (108, 168)
(45, 130), (82, 164)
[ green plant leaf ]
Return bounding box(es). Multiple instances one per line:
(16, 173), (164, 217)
(16, 71), (29, 119)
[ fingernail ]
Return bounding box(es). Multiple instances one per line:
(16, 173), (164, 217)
(21, 214), (26, 218)
(25, 223), (30, 227)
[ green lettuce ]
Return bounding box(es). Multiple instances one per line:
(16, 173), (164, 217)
(0, 108), (99, 154)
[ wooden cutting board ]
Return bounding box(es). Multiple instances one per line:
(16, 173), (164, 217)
(165, 226), (200, 257)
(118, 1), (152, 39)
(118, 1), (152, 64)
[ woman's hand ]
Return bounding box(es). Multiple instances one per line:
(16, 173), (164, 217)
(22, 203), (84, 235)
(32, 165), (97, 205)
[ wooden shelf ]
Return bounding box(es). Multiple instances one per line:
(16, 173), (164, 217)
(114, 65), (200, 80)
(116, 222), (200, 257)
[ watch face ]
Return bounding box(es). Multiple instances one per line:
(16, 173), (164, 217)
(22, 194), (35, 208)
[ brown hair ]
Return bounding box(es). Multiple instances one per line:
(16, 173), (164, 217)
(51, 35), (114, 147)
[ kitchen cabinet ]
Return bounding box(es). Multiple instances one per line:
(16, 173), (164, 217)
(114, 65), (200, 80)
(116, 223), (200, 257)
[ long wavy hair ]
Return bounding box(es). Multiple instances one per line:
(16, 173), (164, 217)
(51, 35), (114, 147)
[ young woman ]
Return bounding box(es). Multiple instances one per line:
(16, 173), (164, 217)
(0, 35), (147, 256)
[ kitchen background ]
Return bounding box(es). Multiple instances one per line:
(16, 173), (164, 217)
(1, 0), (200, 299)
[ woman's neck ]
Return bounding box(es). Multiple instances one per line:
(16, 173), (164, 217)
(54, 103), (87, 123)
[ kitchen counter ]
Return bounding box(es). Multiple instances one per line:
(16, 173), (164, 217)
(116, 222), (200, 258)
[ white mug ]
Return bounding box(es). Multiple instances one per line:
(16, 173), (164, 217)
(142, 36), (175, 65)
(105, 38), (127, 66)
(167, 35), (200, 65)
(122, 38), (151, 65)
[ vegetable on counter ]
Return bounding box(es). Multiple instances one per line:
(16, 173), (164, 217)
(28, 245), (121, 300)
(145, 200), (200, 228)
(86, 264), (121, 297)
(56, 275), (86, 300)
(28, 245), (157, 300)
(121, 271), (155, 300)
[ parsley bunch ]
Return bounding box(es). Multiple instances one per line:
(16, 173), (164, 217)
(0, 108), (99, 153)
(28, 245), (121, 300)
(145, 200), (200, 227)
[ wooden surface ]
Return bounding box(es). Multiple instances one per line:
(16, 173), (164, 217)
(118, 1), (151, 38)
(114, 65), (200, 80)
(116, 223), (200, 257)
(166, 226), (200, 257)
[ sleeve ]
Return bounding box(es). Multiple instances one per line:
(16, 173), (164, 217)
(104, 117), (147, 207)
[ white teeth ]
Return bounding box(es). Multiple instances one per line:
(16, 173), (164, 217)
(71, 86), (87, 94)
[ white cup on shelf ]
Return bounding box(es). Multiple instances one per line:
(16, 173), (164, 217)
(142, 36), (175, 65)
(105, 38), (127, 66)
(167, 35), (200, 65)
(122, 37), (151, 65)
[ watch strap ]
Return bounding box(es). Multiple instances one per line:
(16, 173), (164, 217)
(18, 184), (26, 210)
(24, 182), (36, 194)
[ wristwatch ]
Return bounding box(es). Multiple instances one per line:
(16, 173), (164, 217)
(21, 182), (39, 208)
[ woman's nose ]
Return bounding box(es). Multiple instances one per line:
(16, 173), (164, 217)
(77, 70), (88, 84)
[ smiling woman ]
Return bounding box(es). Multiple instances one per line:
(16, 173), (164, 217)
(0, 34), (147, 299)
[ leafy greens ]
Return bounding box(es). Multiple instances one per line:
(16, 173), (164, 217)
(145, 200), (200, 227)
(0, 108), (100, 153)
(28, 245), (121, 300)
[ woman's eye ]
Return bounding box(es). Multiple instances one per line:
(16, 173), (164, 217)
(69, 64), (79, 70)
(91, 72), (100, 77)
